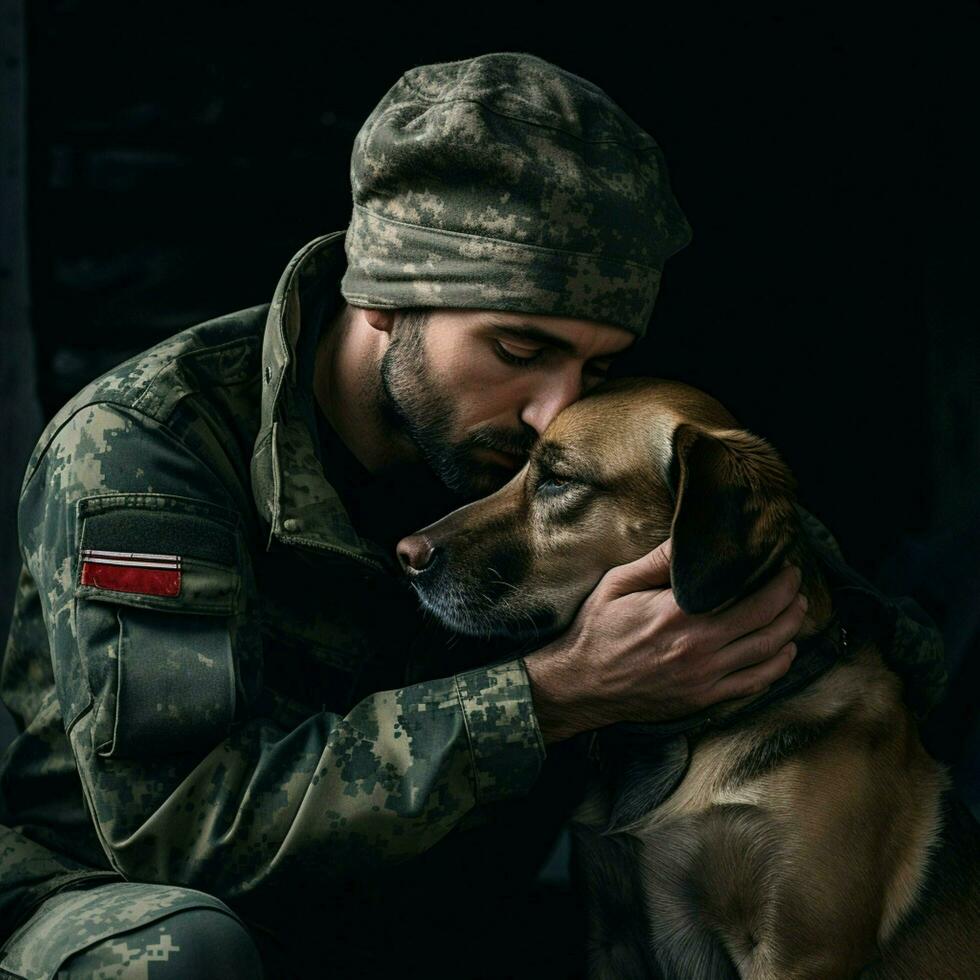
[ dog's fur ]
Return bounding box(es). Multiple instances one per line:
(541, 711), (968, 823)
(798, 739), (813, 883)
(398, 377), (980, 979)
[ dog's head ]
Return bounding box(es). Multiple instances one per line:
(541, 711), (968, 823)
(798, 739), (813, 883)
(396, 377), (814, 642)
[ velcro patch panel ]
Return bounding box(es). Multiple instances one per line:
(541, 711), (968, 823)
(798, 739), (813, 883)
(80, 550), (182, 597)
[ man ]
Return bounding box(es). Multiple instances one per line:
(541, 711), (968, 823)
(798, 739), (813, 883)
(0, 53), (945, 978)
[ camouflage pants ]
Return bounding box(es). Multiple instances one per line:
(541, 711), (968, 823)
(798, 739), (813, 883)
(0, 882), (266, 980)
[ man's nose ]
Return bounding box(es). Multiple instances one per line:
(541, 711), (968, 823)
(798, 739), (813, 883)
(519, 373), (582, 435)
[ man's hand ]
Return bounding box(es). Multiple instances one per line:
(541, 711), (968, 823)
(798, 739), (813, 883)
(522, 538), (807, 745)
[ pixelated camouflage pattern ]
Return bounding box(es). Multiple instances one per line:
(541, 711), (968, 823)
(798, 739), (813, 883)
(0, 881), (258, 980)
(341, 52), (692, 337)
(0, 232), (547, 957)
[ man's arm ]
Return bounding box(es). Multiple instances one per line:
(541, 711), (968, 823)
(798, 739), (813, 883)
(19, 402), (545, 906)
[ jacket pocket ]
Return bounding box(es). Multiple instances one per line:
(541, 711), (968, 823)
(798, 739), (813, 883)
(72, 493), (246, 760)
(92, 605), (238, 759)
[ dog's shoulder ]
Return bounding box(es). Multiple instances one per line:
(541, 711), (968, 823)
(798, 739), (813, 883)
(721, 642), (935, 788)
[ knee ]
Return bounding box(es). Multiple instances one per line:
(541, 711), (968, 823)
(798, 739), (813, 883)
(61, 906), (265, 979)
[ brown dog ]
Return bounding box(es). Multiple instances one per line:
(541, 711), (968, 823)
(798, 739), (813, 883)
(395, 376), (979, 979)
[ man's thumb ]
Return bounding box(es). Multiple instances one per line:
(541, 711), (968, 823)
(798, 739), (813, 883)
(603, 538), (673, 597)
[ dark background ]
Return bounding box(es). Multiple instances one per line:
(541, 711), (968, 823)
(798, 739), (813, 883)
(1, 1), (977, 808)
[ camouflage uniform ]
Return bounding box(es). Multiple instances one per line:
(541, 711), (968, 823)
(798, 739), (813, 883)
(1, 882), (264, 978)
(0, 51), (948, 979)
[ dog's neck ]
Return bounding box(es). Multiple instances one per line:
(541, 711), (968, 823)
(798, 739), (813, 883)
(603, 612), (849, 744)
(589, 594), (852, 836)
(586, 614), (851, 835)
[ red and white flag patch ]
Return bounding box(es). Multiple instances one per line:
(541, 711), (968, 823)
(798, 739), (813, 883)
(80, 549), (182, 597)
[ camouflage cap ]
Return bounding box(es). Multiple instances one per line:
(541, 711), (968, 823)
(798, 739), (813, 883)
(340, 52), (692, 338)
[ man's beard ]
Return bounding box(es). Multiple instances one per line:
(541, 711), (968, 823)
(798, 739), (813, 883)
(377, 312), (536, 501)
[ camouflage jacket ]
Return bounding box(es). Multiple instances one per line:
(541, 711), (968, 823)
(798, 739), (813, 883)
(0, 231), (557, 948)
(0, 231), (947, 951)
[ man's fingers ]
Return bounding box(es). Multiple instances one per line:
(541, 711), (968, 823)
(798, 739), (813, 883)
(707, 644), (796, 705)
(710, 590), (807, 677)
(603, 538), (673, 597)
(710, 564), (803, 644)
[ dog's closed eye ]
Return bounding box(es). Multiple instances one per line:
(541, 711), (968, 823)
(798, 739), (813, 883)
(537, 475), (576, 495)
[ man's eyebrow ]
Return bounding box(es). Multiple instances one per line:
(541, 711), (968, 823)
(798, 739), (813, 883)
(484, 320), (624, 362)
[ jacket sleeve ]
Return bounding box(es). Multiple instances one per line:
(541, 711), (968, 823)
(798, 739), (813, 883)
(795, 504), (948, 719)
(18, 401), (546, 906)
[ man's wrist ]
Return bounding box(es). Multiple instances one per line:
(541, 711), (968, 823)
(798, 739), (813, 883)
(521, 640), (603, 746)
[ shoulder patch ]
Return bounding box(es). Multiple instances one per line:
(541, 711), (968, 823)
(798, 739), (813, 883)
(75, 493), (245, 615)
(81, 549), (182, 597)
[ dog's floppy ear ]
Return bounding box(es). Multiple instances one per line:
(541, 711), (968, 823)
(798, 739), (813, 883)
(668, 422), (799, 614)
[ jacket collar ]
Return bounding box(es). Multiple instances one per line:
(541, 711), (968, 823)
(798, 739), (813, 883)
(250, 231), (394, 573)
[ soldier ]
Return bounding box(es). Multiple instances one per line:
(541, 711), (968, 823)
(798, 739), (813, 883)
(0, 53), (945, 978)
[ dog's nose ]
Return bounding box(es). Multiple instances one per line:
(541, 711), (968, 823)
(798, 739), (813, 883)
(396, 535), (436, 574)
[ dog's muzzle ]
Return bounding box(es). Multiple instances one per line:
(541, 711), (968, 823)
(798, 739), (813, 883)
(394, 529), (557, 641)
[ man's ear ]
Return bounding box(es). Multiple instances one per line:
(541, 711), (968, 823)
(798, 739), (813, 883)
(668, 422), (800, 614)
